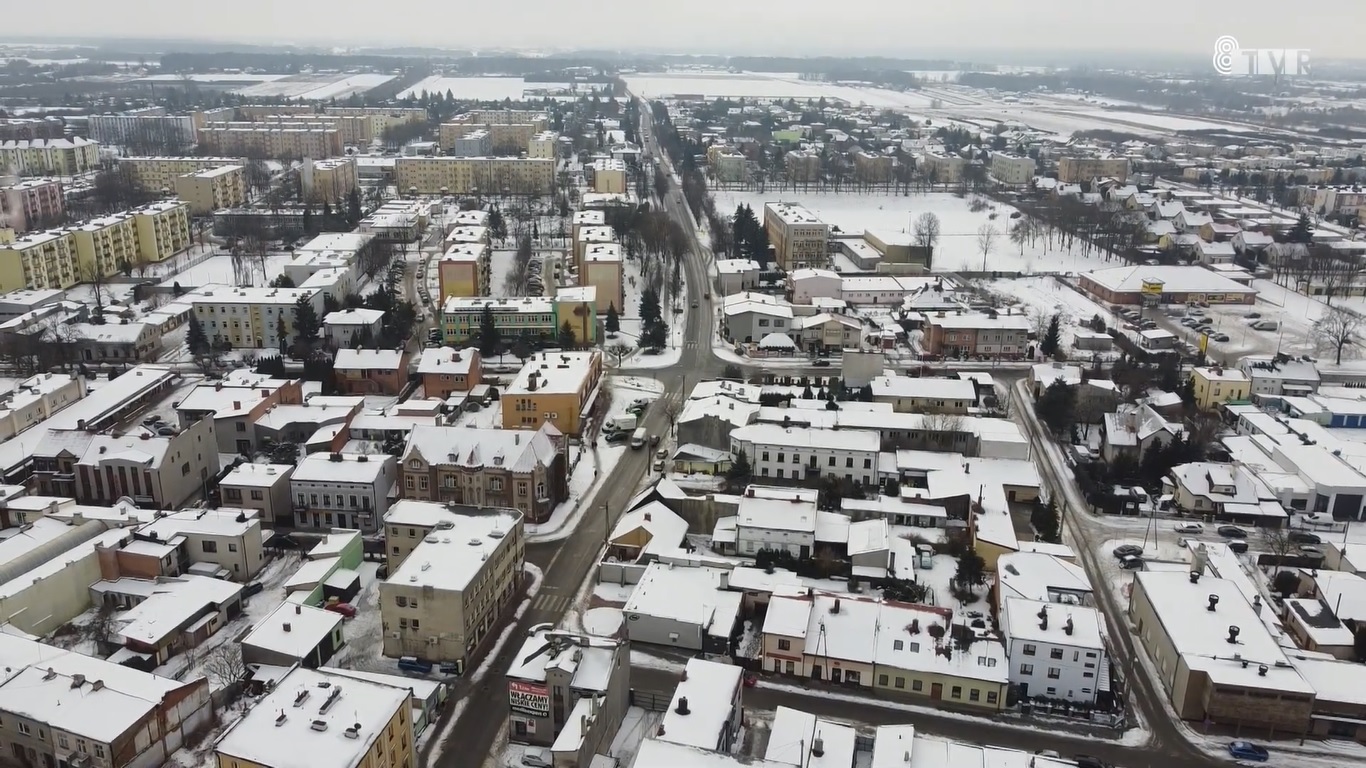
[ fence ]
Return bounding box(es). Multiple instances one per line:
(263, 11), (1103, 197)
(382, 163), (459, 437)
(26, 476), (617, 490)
(629, 688), (672, 712)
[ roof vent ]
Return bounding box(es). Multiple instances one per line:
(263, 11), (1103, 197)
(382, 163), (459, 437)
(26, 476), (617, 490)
(1064, 617), (1074, 636)
(275, 712), (287, 727)
(1207, 594), (1219, 612)
(812, 735), (825, 758)
(283, 622), (292, 633)
(1189, 571), (1200, 584)
(294, 689), (310, 707)
(1227, 625), (1240, 644)
(344, 725), (360, 739)
(310, 720), (328, 732)
(70, 674), (86, 688)
(1258, 664), (1269, 677)
(674, 696), (689, 715)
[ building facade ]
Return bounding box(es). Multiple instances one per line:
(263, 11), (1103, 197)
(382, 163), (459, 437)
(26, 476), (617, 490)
(399, 423), (566, 523)
(502, 351), (603, 436)
(764, 202), (829, 271)
(0, 179), (64, 233)
(172, 165), (247, 215)
(290, 452), (398, 533)
(394, 156), (555, 196)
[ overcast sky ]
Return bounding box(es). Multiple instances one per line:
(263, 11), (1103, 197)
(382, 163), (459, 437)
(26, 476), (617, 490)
(7, 0), (1362, 61)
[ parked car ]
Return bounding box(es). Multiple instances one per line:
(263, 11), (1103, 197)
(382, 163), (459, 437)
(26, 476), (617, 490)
(1289, 531), (1321, 544)
(1119, 555), (1144, 570)
(812, 359), (830, 367)
(1227, 741), (1269, 762)
(1245, 312), (1262, 319)
(1213, 333), (1230, 343)
(1073, 756), (1108, 768)
(243, 581), (265, 597)
(397, 656), (433, 675)
(1217, 525), (1248, 538)
(1304, 513), (1335, 526)
(325, 602), (357, 618)
(1173, 522), (1203, 534)
(1228, 540), (1249, 554)
(517, 748), (553, 768)
(1113, 544), (1143, 559)
(1300, 545), (1325, 557)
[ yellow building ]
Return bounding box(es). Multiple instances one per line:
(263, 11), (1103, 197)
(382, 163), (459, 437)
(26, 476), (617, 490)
(528, 130), (558, 160)
(764, 201), (829, 270)
(1190, 365), (1250, 410)
(172, 164), (247, 214)
(71, 212), (139, 279)
(394, 156), (555, 196)
(589, 159), (628, 194)
(582, 242), (624, 313)
(380, 507), (524, 673)
(132, 200), (192, 264)
(0, 231), (78, 291)
(198, 123), (343, 159)
(437, 242), (490, 300)
(0, 137), (99, 176)
(784, 150), (821, 183)
(185, 284), (322, 351)
(503, 350), (603, 436)
(438, 111), (549, 155)
(853, 151), (894, 184)
(119, 156), (244, 192)
(304, 157), (359, 204)
(1057, 156), (1130, 183)
(214, 666), (416, 768)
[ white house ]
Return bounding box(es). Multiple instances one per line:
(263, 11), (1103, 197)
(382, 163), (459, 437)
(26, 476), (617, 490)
(730, 423), (882, 487)
(735, 491), (818, 557)
(1001, 597), (1106, 704)
(715, 259), (761, 295)
(322, 307), (384, 347)
(289, 451), (398, 532)
(1238, 355), (1321, 398)
(787, 268), (842, 304)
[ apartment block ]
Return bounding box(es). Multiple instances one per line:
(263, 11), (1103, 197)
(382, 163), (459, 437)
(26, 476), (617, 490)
(506, 629), (629, 754)
(184, 284), (323, 352)
(922, 314), (1032, 359)
(764, 202), (829, 270)
(380, 506), (524, 672)
(302, 156), (359, 204)
(991, 153), (1036, 186)
(0, 231), (80, 291)
(394, 156), (555, 196)
(118, 156), (245, 192)
(137, 506), (267, 581)
(0, 372), (84, 442)
(1057, 156), (1130, 183)
(503, 351), (604, 436)
(453, 129), (492, 157)
(438, 242), (491, 300)
(400, 423), (565, 522)
(172, 165), (246, 215)
(214, 666), (415, 768)
(1001, 597), (1106, 704)
(441, 294), (598, 346)
(88, 110), (197, 148)
(70, 212), (140, 280)
(131, 200), (192, 264)
(582, 242), (624, 313)
(730, 423), (881, 487)
(198, 123), (343, 159)
(0, 179), (64, 233)
(439, 111), (549, 154)
(0, 138), (100, 176)
(922, 152), (965, 183)
(784, 149), (821, 183)
(589, 159), (628, 194)
(528, 131), (558, 160)
(853, 151), (894, 184)
(290, 451), (398, 533)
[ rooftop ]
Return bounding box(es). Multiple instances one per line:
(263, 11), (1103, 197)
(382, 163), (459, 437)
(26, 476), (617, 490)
(403, 423), (558, 474)
(416, 347), (478, 377)
(221, 462), (294, 488)
(387, 509), (521, 592)
(765, 706), (858, 768)
(506, 351), (600, 396)
(1002, 597), (1103, 650)
(241, 602), (343, 658)
(730, 423), (880, 453)
(657, 658), (741, 751)
(291, 452), (392, 484)
(139, 507), (259, 540)
(334, 348), (405, 371)
(1082, 265), (1258, 295)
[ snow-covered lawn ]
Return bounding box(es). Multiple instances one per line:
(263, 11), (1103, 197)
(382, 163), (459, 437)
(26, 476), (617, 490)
(608, 252), (689, 370)
(398, 76), (575, 101)
(156, 251), (299, 289)
(582, 606), (623, 635)
(714, 191), (1123, 274)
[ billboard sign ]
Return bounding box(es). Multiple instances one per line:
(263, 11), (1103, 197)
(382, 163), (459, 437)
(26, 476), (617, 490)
(509, 681), (550, 717)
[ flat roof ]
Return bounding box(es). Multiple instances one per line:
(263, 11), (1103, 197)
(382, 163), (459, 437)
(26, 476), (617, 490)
(657, 659), (741, 750)
(506, 352), (600, 396)
(1082, 265), (1258, 295)
(387, 509), (521, 592)
(242, 602), (343, 658)
(766, 706), (857, 768)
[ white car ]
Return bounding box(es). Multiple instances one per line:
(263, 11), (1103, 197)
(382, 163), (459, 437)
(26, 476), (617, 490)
(1173, 522), (1204, 534)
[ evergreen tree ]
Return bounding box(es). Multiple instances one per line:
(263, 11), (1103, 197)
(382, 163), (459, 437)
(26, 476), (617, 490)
(1030, 500), (1062, 543)
(270, 273), (295, 288)
(642, 320), (668, 350)
(639, 287), (661, 327)
(953, 548), (987, 590)
(511, 332), (533, 363)
(478, 305), (501, 358)
(292, 296), (321, 353)
(488, 207), (508, 242)
(186, 314), (209, 356)
(276, 316), (288, 355)
(346, 188), (363, 225)
(1041, 313), (1062, 357)
(302, 204), (314, 234)
(558, 321), (576, 350)
(604, 304), (620, 336)
(1290, 212), (1313, 244)
(726, 449), (752, 482)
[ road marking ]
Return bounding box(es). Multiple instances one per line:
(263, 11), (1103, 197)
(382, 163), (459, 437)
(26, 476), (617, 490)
(531, 594), (570, 612)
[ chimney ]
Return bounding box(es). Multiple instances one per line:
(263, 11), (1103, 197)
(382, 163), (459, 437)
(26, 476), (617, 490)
(295, 604), (302, 614)
(719, 571), (729, 590)
(644, 511), (652, 522)
(1252, 595), (1262, 616)
(832, 598), (842, 614)
(70, 674), (86, 688)
(1258, 664), (1268, 677)
(1064, 617), (1074, 636)
(675, 696), (690, 715)
(1227, 625), (1240, 644)
(91, 680), (104, 691)
(1189, 571), (1200, 584)
(812, 735), (825, 758)
(283, 623), (292, 633)
(1207, 594), (1219, 612)
(233, 401), (241, 410)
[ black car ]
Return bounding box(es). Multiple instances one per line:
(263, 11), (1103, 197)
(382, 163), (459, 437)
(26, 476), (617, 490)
(1228, 540), (1249, 554)
(1289, 531), (1321, 545)
(1218, 525), (1248, 538)
(812, 359), (830, 367)
(1113, 544), (1143, 559)
(1074, 756), (1109, 768)
(243, 581), (265, 597)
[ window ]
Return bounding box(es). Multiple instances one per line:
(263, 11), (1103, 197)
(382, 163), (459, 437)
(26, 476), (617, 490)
(828, 456), (836, 467)
(399, 618), (408, 628)
(18, 722), (29, 735)
(94, 745), (105, 758)
(58, 735), (68, 749)
(910, 642), (919, 653)
(228, 543), (238, 552)
(201, 541), (218, 554)
(181, 462), (191, 476)
(776, 453), (784, 463)
(411, 599), (419, 609)
(250, 489), (263, 501)
(490, 478), (503, 491)
(1050, 648), (1064, 660)
(1047, 667), (1061, 679)
(1083, 672), (1094, 678)
(911, 679), (922, 692)
(762, 452), (770, 462)
(845, 457), (853, 468)
(950, 686), (962, 699)
(969, 689), (980, 702)
(1020, 663), (1034, 675)
(777, 638), (791, 651)
(411, 619), (420, 630)
(893, 639), (903, 650)
(863, 458), (872, 469)
(978, 657), (997, 667)
(1022, 643), (1036, 656)
(878, 674), (889, 686)
(396, 596), (408, 607)
(987, 691), (999, 704)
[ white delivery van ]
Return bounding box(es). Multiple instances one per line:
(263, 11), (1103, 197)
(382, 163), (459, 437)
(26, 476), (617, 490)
(630, 427), (648, 449)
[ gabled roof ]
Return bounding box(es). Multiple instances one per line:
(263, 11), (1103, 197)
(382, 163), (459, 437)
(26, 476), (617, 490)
(403, 423), (558, 474)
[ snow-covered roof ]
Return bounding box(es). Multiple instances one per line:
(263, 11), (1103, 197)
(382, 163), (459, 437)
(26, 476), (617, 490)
(737, 495), (817, 534)
(1291, 656), (1366, 707)
(632, 739), (789, 768)
(923, 313), (1031, 331)
(404, 423), (558, 474)
(387, 508), (522, 592)
(995, 552), (1092, 603)
(291, 452), (392, 484)
(869, 375), (978, 402)
(1031, 363), (1082, 388)
(506, 628), (622, 691)
(765, 706), (857, 768)
(609, 501), (688, 558)
(221, 462), (293, 488)
(1002, 597), (1103, 650)
(870, 725), (917, 768)
(657, 658), (742, 751)
(241, 602), (342, 658)
(321, 307), (384, 327)
(506, 351), (600, 396)
(215, 666), (409, 768)
(1082, 265), (1257, 295)
(731, 423), (880, 454)
(623, 563), (740, 631)
(139, 507), (259, 540)
(416, 346), (478, 377)
(334, 348), (405, 371)
(103, 575), (243, 645)
(1283, 597), (1355, 648)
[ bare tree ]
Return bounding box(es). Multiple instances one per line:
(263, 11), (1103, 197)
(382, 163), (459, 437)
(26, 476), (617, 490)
(1314, 307), (1362, 365)
(1028, 307), (1052, 340)
(976, 223), (998, 271)
(1261, 527), (1297, 573)
(83, 601), (119, 647)
(606, 342), (635, 366)
(913, 212), (942, 255)
(201, 643), (246, 688)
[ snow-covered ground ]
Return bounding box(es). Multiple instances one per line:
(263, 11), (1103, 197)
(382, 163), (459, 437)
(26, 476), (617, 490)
(398, 76), (576, 101)
(609, 252), (689, 370)
(714, 191), (1122, 274)
(582, 606), (623, 635)
(156, 251), (299, 289)
(624, 71), (939, 110)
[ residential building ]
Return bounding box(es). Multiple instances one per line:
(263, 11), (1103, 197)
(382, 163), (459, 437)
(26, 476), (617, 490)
(130, 200), (192, 264)
(439, 112), (548, 155)
(93, 574), (244, 665)
(765, 707), (858, 767)
(721, 292), (793, 344)
(991, 153), (1035, 186)
(441, 295), (597, 346)
(183, 284), (323, 352)
(730, 423), (881, 487)
(620, 563), (741, 653)
(417, 347), (482, 399)
(505, 629), (629, 754)
(118, 156), (245, 192)
(1238, 355), (1321, 398)
(1128, 570), (1315, 730)
(1000, 597), (1106, 704)
(0, 231), (80, 291)
(323, 307), (385, 348)
(1057, 157), (1130, 183)
(173, 372), (305, 454)
(197, 122), (343, 159)
(137, 507), (267, 581)
(922, 313), (1031, 358)
(0, 179), (64, 234)
(922, 151), (965, 183)
(793, 312), (861, 352)
(868, 375), (979, 414)
(853, 151), (894, 184)
(784, 149), (821, 183)
(573, 224), (616, 270)
(589, 159), (628, 194)
(709, 147), (747, 183)
(714, 258), (761, 295)
(503, 351), (603, 436)
(528, 131), (558, 160)
(302, 157), (359, 204)
(1191, 365), (1251, 410)
(379, 507), (524, 672)
(1101, 403), (1184, 464)
(171, 165), (246, 215)
(219, 462), (295, 526)
(290, 452), (397, 533)
(394, 156), (555, 196)
(333, 348), (411, 395)
(69, 211), (140, 279)
(0, 138), (100, 176)
(762, 594), (1009, 709)
(437, 242), (491, 300)
(0, 639), (212, 768)
(654, 659), (745, 752)
(240, 602), (345, 669)
(88, 109), (197, 148)
(213, 666), (415, 768)
(399, 423), (565, 522)
(1165, 462), (1287, 523)
(582, 243), (624, 313)
(452, 129), (492, 157)
(734, 491), (817, 557)
(71, 416), (219, 509)
(0, 372), (84, 442)
(764, 202), (829, 271)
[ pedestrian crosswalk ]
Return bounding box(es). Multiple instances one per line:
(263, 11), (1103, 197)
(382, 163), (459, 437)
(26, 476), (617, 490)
(531, 593), (570, 613)
(685, 340), (699, 349)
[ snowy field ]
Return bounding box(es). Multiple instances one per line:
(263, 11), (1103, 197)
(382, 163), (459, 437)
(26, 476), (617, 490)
(623, 71), (937, 109)
(158, 251), (299, 288)
(231, 73), (394, 99)
(985, 277), (1113, 352)
(397, 76), (574, 101)
(714, 191), (1120, 274)
(293, 74), (396, 101)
